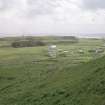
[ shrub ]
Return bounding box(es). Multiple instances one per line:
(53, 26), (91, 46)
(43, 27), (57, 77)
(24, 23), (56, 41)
(11, 40), (46, 48)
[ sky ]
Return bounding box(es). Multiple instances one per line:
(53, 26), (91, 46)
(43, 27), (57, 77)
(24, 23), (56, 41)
(0, 0), (105, 37)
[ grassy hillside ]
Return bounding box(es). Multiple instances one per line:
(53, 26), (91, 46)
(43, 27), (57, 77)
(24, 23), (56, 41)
(0, 38), (105, 105)
(0, 53), (105, 105)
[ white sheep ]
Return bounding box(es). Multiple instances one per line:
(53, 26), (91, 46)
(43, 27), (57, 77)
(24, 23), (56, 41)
(63, 51), (69, 53)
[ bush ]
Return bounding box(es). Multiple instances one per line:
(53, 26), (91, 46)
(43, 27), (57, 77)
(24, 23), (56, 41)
(56, 36), (79, 44)
(11, 40), (46, 48)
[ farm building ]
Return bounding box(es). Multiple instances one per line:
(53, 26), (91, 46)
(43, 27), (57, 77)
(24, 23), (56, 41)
(48, 45), (57, 58)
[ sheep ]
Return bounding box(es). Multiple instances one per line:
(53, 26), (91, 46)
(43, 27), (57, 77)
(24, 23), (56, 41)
(63, 51), (69, 53)
(78, 50), (84, 54)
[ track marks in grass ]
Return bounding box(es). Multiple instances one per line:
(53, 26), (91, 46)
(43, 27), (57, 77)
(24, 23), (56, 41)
(0, 79), (26, 93)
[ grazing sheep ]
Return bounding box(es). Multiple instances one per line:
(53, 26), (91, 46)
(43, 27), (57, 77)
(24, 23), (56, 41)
(58, 49), (63, 52)
(96, 48), (104, 53)
(78, 50), (84, 54)
(59, 50), (69, 57)
(89, 48), (104, 54)
(63, 51), (69, 53)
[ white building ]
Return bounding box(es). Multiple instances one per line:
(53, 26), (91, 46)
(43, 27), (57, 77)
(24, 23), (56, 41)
(48, 45), (57, 58)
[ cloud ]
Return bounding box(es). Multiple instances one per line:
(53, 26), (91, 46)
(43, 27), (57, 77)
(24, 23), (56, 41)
(0, 0), (17, 11)
(82, 0), (105, 10)
(0, 0), (105, 36)
(0, 0), (61, 18)
(27, 0), (57, 14)
(0, 0), (81, 18)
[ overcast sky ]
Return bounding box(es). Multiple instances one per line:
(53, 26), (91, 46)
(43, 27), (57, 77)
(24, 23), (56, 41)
(0, 0), (105, 37)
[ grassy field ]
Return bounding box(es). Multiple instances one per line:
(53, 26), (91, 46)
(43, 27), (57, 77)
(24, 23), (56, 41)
(0, 38), (105, 105)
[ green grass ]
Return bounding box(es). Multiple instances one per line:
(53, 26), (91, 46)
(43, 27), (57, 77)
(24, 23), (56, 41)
(0, 38), (105, 105)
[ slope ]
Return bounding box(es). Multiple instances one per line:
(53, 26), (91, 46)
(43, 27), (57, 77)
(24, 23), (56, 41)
(0, 55), (105, 105)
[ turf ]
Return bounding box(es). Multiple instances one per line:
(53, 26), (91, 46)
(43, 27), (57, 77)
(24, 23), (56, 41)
(0, 38), (105, 105)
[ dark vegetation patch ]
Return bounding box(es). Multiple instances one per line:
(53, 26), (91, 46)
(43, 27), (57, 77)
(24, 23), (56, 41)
(0, 36), (79, 48)
(38, 83), (47, 89)
(0, 76), (15, 81)
(11, 40), (46, 48)
(53, 99), (61, 104)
